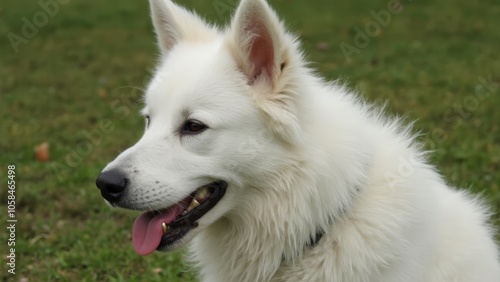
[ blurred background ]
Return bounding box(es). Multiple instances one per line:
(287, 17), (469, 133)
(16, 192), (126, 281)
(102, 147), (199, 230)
(1, 0), (499, 281)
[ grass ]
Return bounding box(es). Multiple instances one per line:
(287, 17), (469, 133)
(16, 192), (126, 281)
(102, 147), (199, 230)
(1, 0), (499, 281)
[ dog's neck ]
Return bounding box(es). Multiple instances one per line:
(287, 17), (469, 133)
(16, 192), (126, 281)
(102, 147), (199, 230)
(188, 159), (367, 282)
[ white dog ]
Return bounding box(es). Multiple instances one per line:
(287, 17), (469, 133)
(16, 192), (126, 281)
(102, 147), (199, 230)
(96, 0), (500, 281)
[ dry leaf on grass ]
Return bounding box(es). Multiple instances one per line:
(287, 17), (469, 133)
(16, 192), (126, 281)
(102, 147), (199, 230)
(35, 142), (50, 162)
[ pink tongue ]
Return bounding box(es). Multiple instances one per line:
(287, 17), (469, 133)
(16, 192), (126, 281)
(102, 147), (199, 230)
(132, 206), (184, 256)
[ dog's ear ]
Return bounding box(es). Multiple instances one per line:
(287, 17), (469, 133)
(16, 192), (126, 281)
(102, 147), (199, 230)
(149, 0), (216, 55)
(227, 0), (286, 87)
(226, 0), (302, 145)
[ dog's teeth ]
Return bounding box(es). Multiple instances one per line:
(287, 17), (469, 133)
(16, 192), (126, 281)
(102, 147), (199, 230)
(186, 198), (200, 212)
(162, 222), (168, 234)
(195, 187), (208, 201)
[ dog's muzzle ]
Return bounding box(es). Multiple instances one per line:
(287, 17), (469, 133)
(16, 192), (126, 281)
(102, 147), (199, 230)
(96, 169), (228, 255)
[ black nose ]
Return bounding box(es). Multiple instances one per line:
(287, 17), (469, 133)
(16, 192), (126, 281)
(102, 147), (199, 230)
(96, 170), (128, 202)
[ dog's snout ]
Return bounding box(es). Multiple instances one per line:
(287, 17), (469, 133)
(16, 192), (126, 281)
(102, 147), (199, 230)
(96, 170), (128, 202)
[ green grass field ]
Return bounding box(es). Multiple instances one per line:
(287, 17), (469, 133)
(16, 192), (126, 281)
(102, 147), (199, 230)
(1, 0), (499, 281)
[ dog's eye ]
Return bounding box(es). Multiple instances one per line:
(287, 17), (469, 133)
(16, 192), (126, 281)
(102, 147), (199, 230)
(182, 119), (207, 134)
(145, 115), (150, 128)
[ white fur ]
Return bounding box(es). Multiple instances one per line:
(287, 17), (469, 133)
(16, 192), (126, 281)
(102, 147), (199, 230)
(103, 0), (500, 281)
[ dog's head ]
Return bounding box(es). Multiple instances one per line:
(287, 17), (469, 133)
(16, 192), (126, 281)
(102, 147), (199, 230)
(96, 0), (303, 255)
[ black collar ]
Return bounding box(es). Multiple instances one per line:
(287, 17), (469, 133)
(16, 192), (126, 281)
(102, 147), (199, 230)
(306, 228), (325, 248)
(306, 187), (359, 249)
(281, 229), (325, 263)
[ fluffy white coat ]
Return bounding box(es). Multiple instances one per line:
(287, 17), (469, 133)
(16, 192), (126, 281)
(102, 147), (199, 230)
(105, 0), (500, 281)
